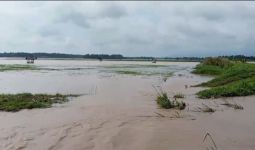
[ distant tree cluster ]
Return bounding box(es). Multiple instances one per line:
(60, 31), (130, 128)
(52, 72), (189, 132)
(0, 52), (254, 61)
(83, 54), (124, 59)
(0, 52), (125, 59)
(220, 55), (255, 62)
(0, 52), (83, 58)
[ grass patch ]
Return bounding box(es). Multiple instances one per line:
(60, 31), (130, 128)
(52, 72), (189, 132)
(103, 64), (174, 77)
(113, 69), (173, 77)
(192, 64), (224, 75)
(114, 70), (143, 75)
(0, 64), (37, 72)
(0, 93), (78, 112)
(157, 93), (186, 110)
(103, 64), (167, 69)
(202, 57), (233, 68)
(193, 57), (255, 99)
(192, 57), (233, 75)
(200, 63), (255, 87)
(197, 78), (255, 99)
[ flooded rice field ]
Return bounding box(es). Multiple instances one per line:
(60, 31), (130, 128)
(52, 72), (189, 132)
(0, 59), (254, 150)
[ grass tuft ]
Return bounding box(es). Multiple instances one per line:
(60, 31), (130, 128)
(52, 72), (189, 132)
(157, 93), (186, 110)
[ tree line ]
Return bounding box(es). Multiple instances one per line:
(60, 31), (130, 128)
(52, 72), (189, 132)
(0, 52), (254, 61)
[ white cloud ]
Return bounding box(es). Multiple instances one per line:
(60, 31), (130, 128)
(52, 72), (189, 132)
(0, 1), (254, 57)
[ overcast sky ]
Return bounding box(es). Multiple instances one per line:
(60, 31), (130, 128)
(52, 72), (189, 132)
(0, 1), (254, 57)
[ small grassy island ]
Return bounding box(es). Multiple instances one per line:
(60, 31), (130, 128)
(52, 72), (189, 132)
(193, 57), (255, 99)
(0, 93), (78, 112)
(0, 64), (37, 72)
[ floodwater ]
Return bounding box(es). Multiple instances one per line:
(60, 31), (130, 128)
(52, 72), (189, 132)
(0, 59), (254, 150)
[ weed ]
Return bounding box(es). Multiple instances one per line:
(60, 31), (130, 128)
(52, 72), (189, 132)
(156, 92), (186, 110)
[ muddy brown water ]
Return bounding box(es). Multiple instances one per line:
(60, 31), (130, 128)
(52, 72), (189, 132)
(0, 59), (254, 150)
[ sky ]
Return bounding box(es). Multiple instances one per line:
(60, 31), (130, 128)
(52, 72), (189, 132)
(0, 1), (254, 57)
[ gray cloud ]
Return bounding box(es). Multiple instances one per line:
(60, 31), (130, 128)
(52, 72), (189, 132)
(56, 10), (90, 28)
(0, 1), (254, 57)
(98, 4), (127, 19)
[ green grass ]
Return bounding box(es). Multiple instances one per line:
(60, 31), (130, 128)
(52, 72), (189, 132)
(103, 64), (167, 69)
(113, 69), (173, 77)
(192, 64), (224, 75)
(0, 64), (36, 72)
(114, 70), (143, 75)
(103, 64), (174, 77)
(157, 93), (186, 110)
(200, 63), (255, 87)
(0, 93), (78, 112)
(202, 57), (233, 68)
(193, 57), (255, 99)
(197, 78), (255, 99)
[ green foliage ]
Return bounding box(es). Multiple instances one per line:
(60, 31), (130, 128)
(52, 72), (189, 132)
(114, 70), (172, 76)
(0, 64), (36, 72)
(193, 57), (255, 99)
(157, 93), (172, 109)
(197, 78), (255, 99)
(157, 93), (186, 110)
(202, 57), (233, 68)
(192, 64), (224, 75)
(201, 63), (255, 87)
(192, 57), (235, 75)
(0, 93), (77, 112)
(114, 70), (143, 75)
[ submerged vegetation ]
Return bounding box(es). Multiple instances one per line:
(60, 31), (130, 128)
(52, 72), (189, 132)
(0, 93), (78, 112)
(156, 92), (186, 110)
(104, 64), (174, 77)
(221, 100), (243, 110)
(114, 70), (143, 75)
(173, 93), (185, 99)
(193, 57), (255, 99)
(0, 64), (36, 72)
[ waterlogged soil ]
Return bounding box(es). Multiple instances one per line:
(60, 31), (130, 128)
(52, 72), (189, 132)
(0, 59), (254, 150)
